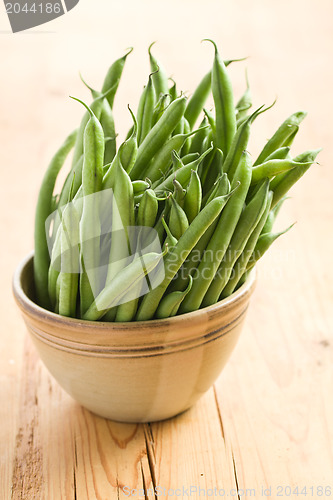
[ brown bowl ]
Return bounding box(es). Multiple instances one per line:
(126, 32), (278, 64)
(13, 252), (256, 423)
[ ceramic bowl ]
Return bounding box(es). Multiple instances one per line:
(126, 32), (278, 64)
(13, 252), (256, 423)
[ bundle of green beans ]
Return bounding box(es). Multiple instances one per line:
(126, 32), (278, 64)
(34, 41), (320, 321)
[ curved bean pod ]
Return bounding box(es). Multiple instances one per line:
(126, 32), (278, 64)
(148, 42), (169, 97)
(101, 47), (133, 109)
(265, 147), (291, 162)
(137, 71), (156, 145)
(84, 251), (165, 321)
(169, 196), (189, 240)
(251, 159), (313, 185)
(204, 39), (236, 156)
(185, 71), (211, 129)
(120, 107), (138, 174)
(254, 111), (307, 166)
(155, 275), (193, 319)
(184, 169), (202, 223)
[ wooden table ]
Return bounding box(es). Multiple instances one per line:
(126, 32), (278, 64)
(1, 1), (332, 498)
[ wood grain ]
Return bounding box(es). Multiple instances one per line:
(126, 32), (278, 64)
(1, 0), (332, 498)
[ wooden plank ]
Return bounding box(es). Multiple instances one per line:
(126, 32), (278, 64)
(151, 389), (237, 496)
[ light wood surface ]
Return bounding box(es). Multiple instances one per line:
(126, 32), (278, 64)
(1, 0), (332, 498)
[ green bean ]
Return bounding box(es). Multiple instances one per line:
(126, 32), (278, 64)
(153, 197), (172, 243)
(223, 104), (270, 180)
(260, 195), (287, 235)
(80, 73), (118, 165)
(236, 69), (252, 122)
(144, 128), (204, 183)
(148, 42), (169, 97)
(182, 152), (200, 165)
(162, 217), (178, 250)
(254, 111), (307, 166)
(201, 147), (223, 195)
(71, 88), (114, 168)
(179, 151), (251, 314)
(188, 116), (209, 155)
(120, 107), (138, 174)
(116, 186), (158, 322)
(84, 251), (165, 321)
(154, 144), (213, 193)
(170, 173), (231, 293)
(221, 191), (272, 298)
(100, 98), (116, 165)
(203, 172), (230, 206)
(105, 158), (135, 287)
(270, 149), (321, 208)
(48, 223), (61, 309)
(185, 71), (211, 129)
(265, 147), (291, 162)
(155, 275), (193, 319)
(172, 180), (186, 207)
(180, 118), (193, 156)
(34, 129), (77, 310)
(70, 98), (104, 316)
(132, 180), (150, 196)
(202, 178), (270, 306)
(136, 193), (234, 321)
(170, 150), (184, 173)
(57, 155), (84, 214)
(184, 57), (245, 130)
(204, 39), (236, 156)
(57, 203), (80, 317)
(130, 96), (187, 180)
(183, 118), (191, 135)
(184, 170), (202, 223)
(152, 93), (171, 126)
(136, 71), (157, 145)
(251, 159), (313, 185)
(169, 78), (177, 101)
(101, 48), (133, 109)
(137, 189), (158, 227)
(169, 195), (189, 239)
(203, 108), (216, 142)
(102, 142), (125, 191)
(173, 116), (185, 136)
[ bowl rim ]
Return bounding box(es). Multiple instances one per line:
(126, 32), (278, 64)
(12, 251), (256, 330)
(13, 251), (256, 353)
